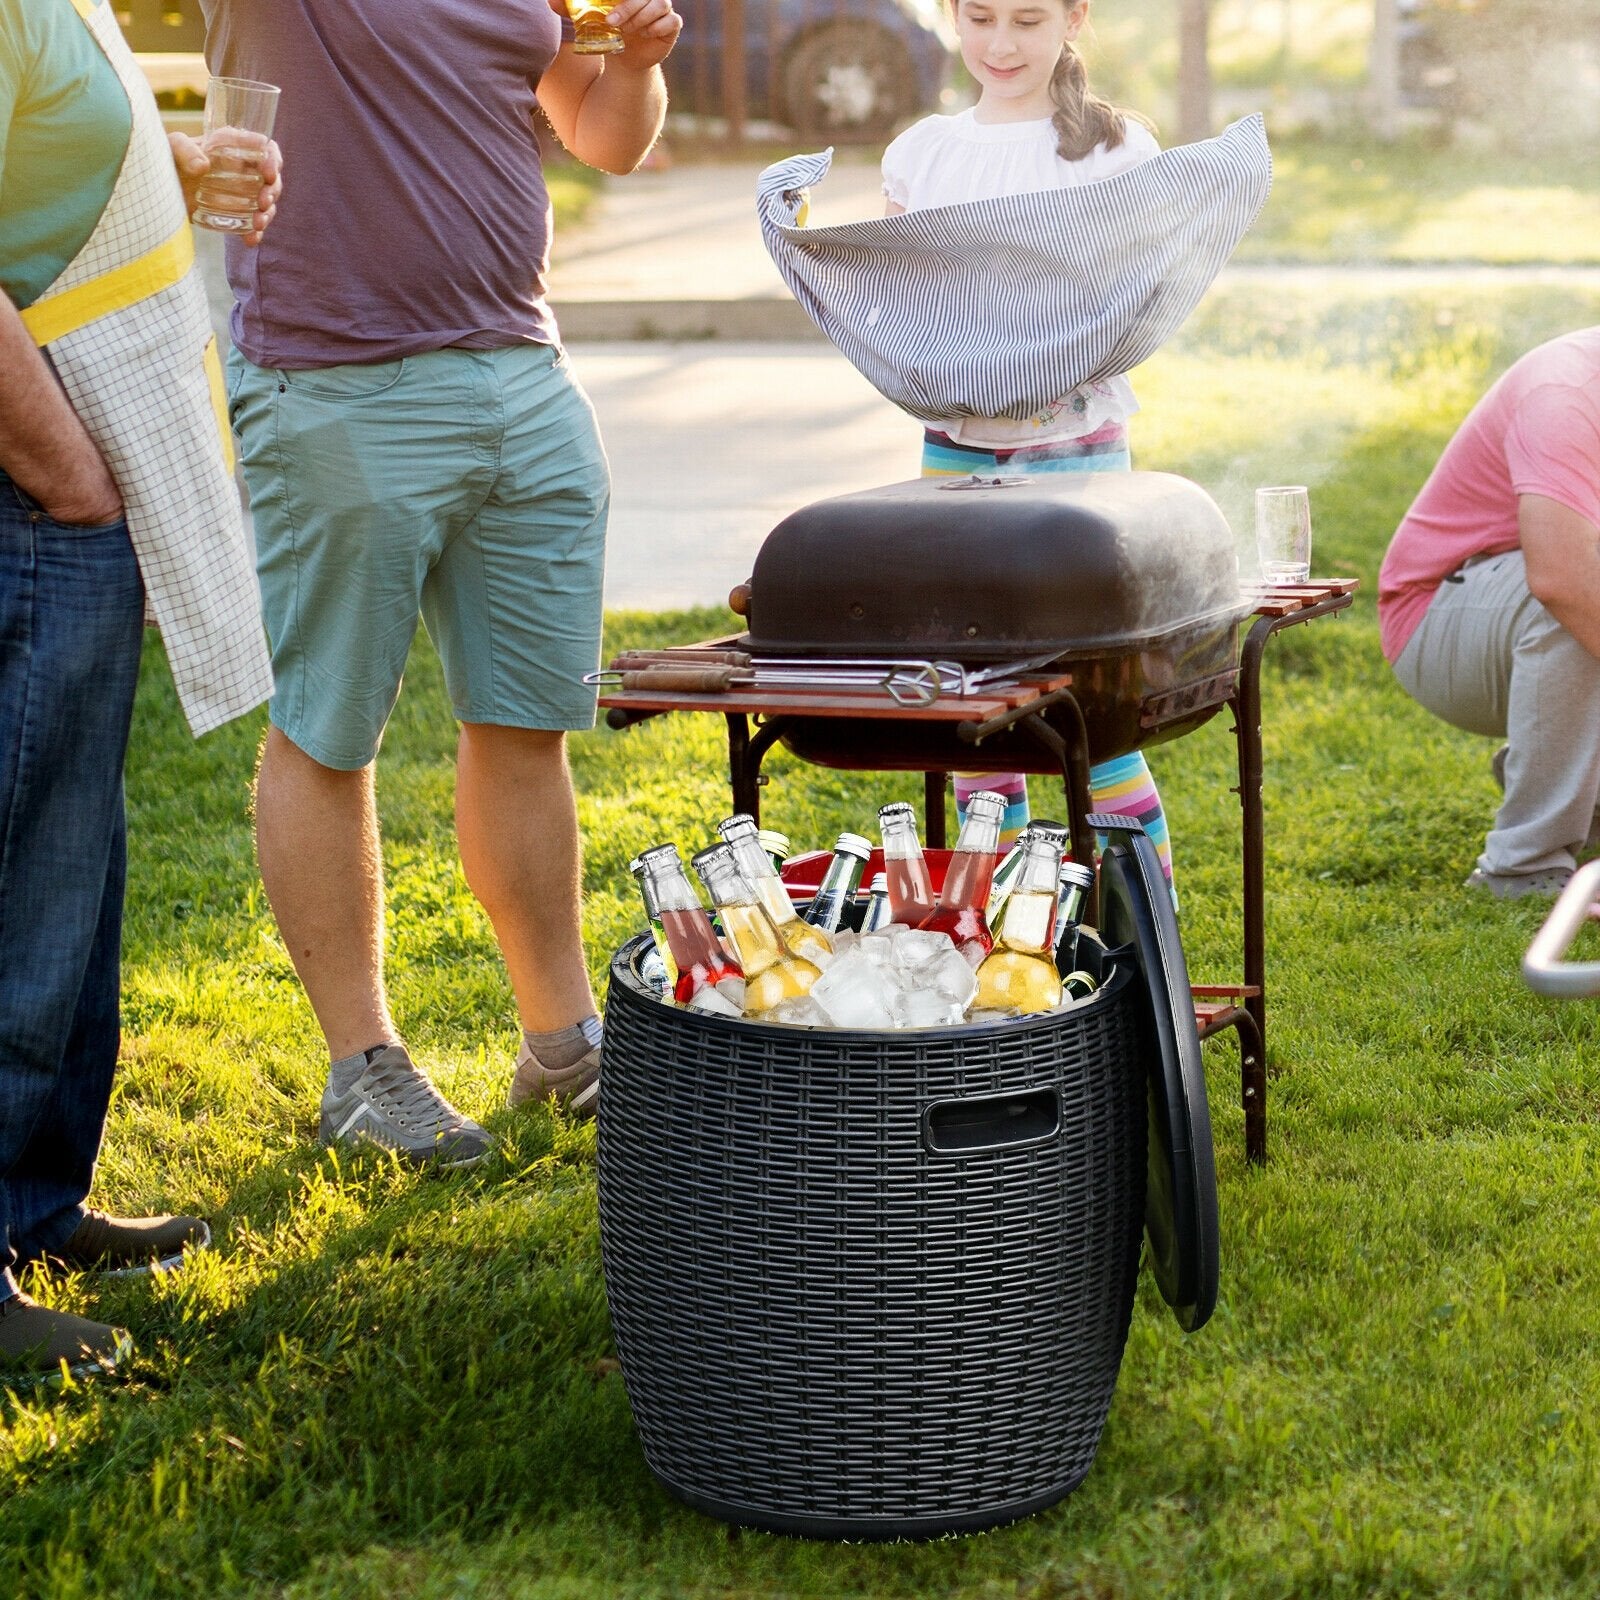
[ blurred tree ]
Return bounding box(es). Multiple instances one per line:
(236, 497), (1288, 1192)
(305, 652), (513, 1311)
(1176, 0), (1211, 141)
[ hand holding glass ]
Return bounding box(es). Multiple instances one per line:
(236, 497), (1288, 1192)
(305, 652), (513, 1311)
(1255, 486), (1312, 585)
(566, 0), (624, 54)
(195, 77), (280, 235)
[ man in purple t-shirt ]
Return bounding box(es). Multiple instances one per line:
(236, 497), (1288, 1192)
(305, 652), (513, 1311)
(206, 0), (681, 1164)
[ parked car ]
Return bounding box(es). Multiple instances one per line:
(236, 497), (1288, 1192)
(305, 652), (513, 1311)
(120, 0), (957, 144)
(667, 0), (958, 142)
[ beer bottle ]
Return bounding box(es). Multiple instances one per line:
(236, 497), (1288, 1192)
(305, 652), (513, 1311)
(628, 853), (678, 998)
(918, 789), (1006, 963)
(692, 844), (823, 1016)
(860, 872), (892, 933)
(759, 829), (792, 874)
(637, 844), (744, 1010)
(1054, 860), (1096, 974)
(974, 830), (1068, 1015)
(877, 802), (935, 926)
(717, 813), (834, 965)
(801, 832), (872, 934)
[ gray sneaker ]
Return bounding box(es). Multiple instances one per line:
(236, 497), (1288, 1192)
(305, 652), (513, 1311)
(508, 1039), (600, 1117)
(1463, 866), (1572, 901)
(319, 1044), (493, 1168)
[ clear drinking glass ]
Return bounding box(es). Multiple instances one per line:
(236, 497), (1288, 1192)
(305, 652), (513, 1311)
(194, 76), (280, 235)
(1255, 486), (1313, 585)
(566, 0), (624, 54)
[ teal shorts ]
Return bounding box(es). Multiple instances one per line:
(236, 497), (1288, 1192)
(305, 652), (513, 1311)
(228, 343), (610, 770)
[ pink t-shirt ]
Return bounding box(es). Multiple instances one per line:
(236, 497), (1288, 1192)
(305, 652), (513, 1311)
(1378, 328), (1600, 662)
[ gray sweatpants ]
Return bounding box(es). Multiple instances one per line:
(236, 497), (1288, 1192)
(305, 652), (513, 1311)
(1392, 549), (1600, 877)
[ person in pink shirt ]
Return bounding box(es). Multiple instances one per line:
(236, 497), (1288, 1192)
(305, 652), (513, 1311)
(1379, 327), (1600, 898)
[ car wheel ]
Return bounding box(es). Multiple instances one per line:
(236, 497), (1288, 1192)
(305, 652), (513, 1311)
(781, 22), (915, 145)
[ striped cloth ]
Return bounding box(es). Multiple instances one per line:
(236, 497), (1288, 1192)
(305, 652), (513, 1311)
(757, 116), (1271, 427)
(921, 423), (1130, 477)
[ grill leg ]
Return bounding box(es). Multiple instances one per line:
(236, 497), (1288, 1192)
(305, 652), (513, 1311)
(1235, 619), (1273, 1165)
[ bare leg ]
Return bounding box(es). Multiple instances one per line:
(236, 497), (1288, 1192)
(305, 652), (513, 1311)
(254, 726), (394, 1060)
(455, 723), (596, 1033)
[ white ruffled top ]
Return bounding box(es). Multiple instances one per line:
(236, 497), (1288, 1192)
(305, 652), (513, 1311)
(881, 109), (1160, 449)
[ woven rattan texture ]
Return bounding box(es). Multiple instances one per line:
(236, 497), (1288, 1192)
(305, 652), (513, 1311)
(598, 937), (1148, 1535)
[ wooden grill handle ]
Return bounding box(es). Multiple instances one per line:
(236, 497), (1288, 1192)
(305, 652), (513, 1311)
(618, 666), (744, 693)
(728, 582), (752, 617)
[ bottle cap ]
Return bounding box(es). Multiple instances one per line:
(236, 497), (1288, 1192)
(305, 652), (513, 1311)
(834, 832), (872, 859)
(877, 801), (916, 822)
(758, 829), (791, 861)
(716, 813), (759, 842)
(1058, 862), (1096, 890)
(637, 842), (682, 871)
(868, 872), (888, 892)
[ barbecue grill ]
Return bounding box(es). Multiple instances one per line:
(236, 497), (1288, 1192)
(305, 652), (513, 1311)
(743, 471), (1253, 775)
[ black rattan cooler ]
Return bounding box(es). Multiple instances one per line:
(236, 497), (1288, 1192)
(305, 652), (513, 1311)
(597, 932), (1148, 1541)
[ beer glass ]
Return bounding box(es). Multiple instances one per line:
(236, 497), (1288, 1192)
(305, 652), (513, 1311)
(566, 0), (624, 54)
(195, 76), (280, 234)
(1255, 486), (1313, 585)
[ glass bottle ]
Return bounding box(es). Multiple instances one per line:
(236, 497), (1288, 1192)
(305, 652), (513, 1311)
(974, 830), (1068, 1015)
(800, 832), (872, 934)
(692, 844), (822, 1015)
(860, 872), (892, 933)
(758, 829), (791, 874)
(1054, 859), (1096, 974)
(717, 813), (834, 965)
(918, 789), (1006, 963)
(628, 853), (678, 998)
(984, 825), (1036, 925)
(877, 801), (935, 926)
(637, 844), (744, 1009)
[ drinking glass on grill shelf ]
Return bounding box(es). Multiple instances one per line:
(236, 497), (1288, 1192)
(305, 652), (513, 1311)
(975, 830), (1068, 1015)
(801, 833), (873, 935)
(878, 802), (935, 926)
(1255, 485), (1313, 585)
(717, 814), (834, 966)
(637, 844), (744, 1012)
(692, 845), (823, 1016)
(565, 0), (624, 54)
(918, 790), (1005, 965)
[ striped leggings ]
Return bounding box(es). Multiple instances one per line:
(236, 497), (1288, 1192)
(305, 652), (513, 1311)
(922, 427), (1177, 893)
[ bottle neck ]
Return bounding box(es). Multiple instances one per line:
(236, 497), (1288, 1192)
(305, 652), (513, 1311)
(879, 811), (924, 862)
(644, 860), (702, 915)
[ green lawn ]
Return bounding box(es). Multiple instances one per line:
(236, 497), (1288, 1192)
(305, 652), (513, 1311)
(8, 287), (1600, 1596)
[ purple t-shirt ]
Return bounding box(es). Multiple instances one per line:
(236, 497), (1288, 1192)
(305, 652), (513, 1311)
(203, 0), (566, 367)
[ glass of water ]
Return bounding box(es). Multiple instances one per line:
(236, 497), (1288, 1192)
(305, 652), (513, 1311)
(1255, 486), (1313, 585)
(195, 76), (280, 235)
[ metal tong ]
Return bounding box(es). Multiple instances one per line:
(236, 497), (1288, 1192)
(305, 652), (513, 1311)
(585, 649), (969, 707)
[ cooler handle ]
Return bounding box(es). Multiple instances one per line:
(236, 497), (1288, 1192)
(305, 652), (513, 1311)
(922, 1088), (1060, 1155)
(1523, 859), (1600, 997)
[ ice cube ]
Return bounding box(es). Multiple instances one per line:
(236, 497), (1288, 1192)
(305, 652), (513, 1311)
(810, 949), (896, 1029)
(894, 987), (965, 1029)
(857, 928), (906, 966)
(687, 984), (743, 1017)
(830, 929), (859, 958)
(766, 996), (828, 1028)
(715, 976), (747, 1009)
(889, 928), (957, 971)
(922, 944), (979, 1009)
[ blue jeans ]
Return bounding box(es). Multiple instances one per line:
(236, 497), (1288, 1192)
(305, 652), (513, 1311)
(0, 468), (144, 1299)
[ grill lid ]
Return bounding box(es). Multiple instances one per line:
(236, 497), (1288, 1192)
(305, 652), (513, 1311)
(746, 472), (1246, 663)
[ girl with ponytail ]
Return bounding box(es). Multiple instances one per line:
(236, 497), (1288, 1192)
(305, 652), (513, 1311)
(881, 0), (1177, 893)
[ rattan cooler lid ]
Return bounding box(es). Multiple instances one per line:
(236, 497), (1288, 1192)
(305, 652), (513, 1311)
(1090, 814), (1220, 1333)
